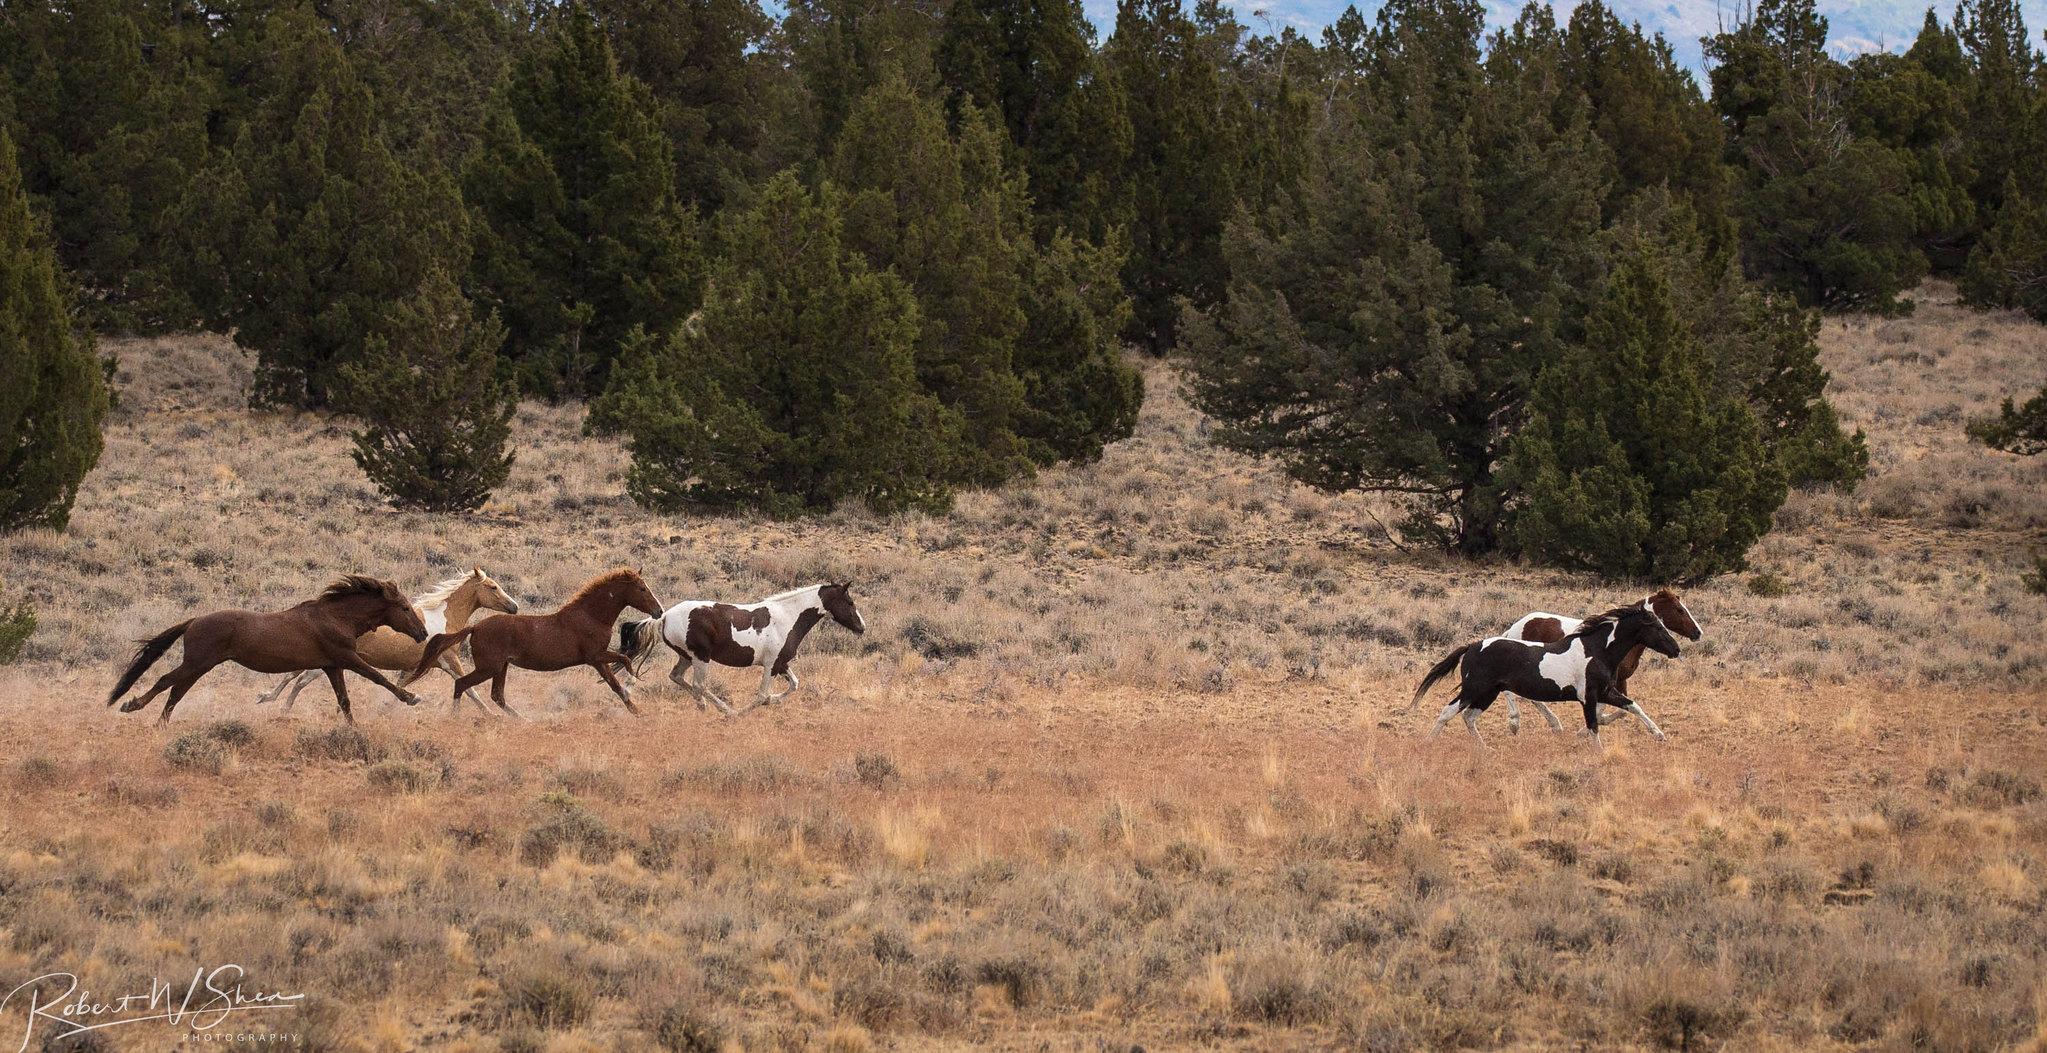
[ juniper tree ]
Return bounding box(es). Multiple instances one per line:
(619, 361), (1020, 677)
(591, 173), (949, 516)
(177, 12), (467, 409)
(0, 127), (109, 533)
(463, 6), (703, 399)
(829, 70), (1141, 481)
(1179, 0), (1607, 552)
(1705, 0), (1928, 313)
(336, 267), (517, 513)
(1500, 255), (1786, 580)
(1, 0), (210, 331)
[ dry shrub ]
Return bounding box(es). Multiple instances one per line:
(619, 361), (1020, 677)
(295, 726), (385, 764)
(517, 798), (622, 866)
(646, 1004), (727, 1052)
(500, 970), (592, 1030)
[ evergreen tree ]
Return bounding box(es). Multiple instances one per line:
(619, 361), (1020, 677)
(591, 173), (950, 516)
(2, 0), (211, 330)
(1960, 177), (2047, 319)
(1179, 0), (1607, 552)
(1706, 0), (1927, 313)
(463, 6), (703, 399)
(830, 71), (1143, 477)
(0, 127), (109, 533)
(586, 0), (771, 212)
(1103, 0), (1240, 351)
(1953, 0), (2041, 225)
(1014, 227), (1144, 463)
(831, 70), (1031, 487)
(336, 266), (518, 512)
(1501, 256), (1787, 580)
(935, 0), (1129, 239)
(1968, 383), (2047, 455)
(1603, 189), (1868, 490)
(177, 12), (468, 408)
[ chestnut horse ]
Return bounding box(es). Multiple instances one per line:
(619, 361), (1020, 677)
(108, 575), (430, 725)
(412, 568), (662, 718)
(257, 567), (520, 712)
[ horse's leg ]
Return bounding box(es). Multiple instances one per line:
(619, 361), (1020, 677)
(1462, 706), (1486, 748)
(667, 657), (705, 711)
(489, 669), (524, 720)
(1529, 700), (1568, 731)
(753, 666), (776, 707)
(280, 670), (321, 711)
(1609, 690), (1667, 741)
(324, 668), (356, 725)
(1581, 669), (1611, 748)
(333, 653), (425, 707)
(255, 672), (302, 707)
(1428, 697), (1467, 740)
(129, 658), (215, 716)
(151, 661), (221, 724)
(593, 652), (640, 715)
(1504, 692), (1520, 735)
(694, 659), (736, 716)
(769, 667), (799, 702)
(441, 654), (491, 713)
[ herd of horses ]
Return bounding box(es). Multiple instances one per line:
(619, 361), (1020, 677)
(102, 565), (1699, 747)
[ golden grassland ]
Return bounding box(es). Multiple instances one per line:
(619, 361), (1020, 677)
(0, 281), (2042, 1051)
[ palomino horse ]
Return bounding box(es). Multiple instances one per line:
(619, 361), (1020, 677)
(256, 567), (520, 712)
(1496, 588), (1701, 734)
(616, 583), (866, 715)
(108, 575), (430, 725)
(1408, 603), (1683, 748)
(412, 568), (662, 718)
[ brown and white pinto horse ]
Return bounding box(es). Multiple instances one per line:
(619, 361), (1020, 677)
(1494, 589), (1701, 734)
(1409, 603), (1683, 748)
(108, 575), (430, 725)
(616, 583), (866, 715)
(411, 568), (663, 718)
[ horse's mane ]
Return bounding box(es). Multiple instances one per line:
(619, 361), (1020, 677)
(1575, 604), (1646, 632)
(764, 583), (827, 603)
(320, 574), (402, 603)
(1647, 587), (1682, 604)
(566, 568), (640, 605)
(413, 572), (476, 612)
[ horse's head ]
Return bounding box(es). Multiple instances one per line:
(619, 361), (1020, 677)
(1625, 604), (1682, 659)
(322, 575), (430, 641)
(473, 566), (519, 615)
(820, 582), (865, 634)
(1646, 588), (1701, 641)
(621, 569), (664, 618)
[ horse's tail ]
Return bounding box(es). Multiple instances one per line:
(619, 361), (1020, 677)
(108, 619), (193, 706)
(1402, 643), (1470, 714)
(615, 616), (661, 674)
(411, 626), (475, 682)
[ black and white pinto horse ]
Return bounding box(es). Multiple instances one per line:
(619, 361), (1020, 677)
(1408, 603), (1683, 747)
(617, 583), (865, 714)
(1493, 588), (1702, 734)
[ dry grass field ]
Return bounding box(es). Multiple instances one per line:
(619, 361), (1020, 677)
(0, 281), (2043, 1051)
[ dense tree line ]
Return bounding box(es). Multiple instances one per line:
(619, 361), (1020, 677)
(0, 0), (2039, 576)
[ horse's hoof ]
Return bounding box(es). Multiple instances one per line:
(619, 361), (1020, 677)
(405, 694), (425, 707)
(119, 698), (147, 713)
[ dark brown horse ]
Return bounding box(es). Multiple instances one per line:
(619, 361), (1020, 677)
(412, 568), (663, 717)
(108, 575), (430, 725)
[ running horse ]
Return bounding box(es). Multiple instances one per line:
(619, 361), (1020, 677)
(256, 567), (520, 712)
(1407, 602), (1684, 748)
(412, 568), (663, 717)
(107, 575), (430, 725)
(616, 583), (866, 714)
(1495, 589), (1701, 734)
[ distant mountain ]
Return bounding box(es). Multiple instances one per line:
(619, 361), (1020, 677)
(1079, 0), (2047, 79)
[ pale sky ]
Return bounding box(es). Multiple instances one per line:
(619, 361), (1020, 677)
(1078, 0), (2047, 76)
